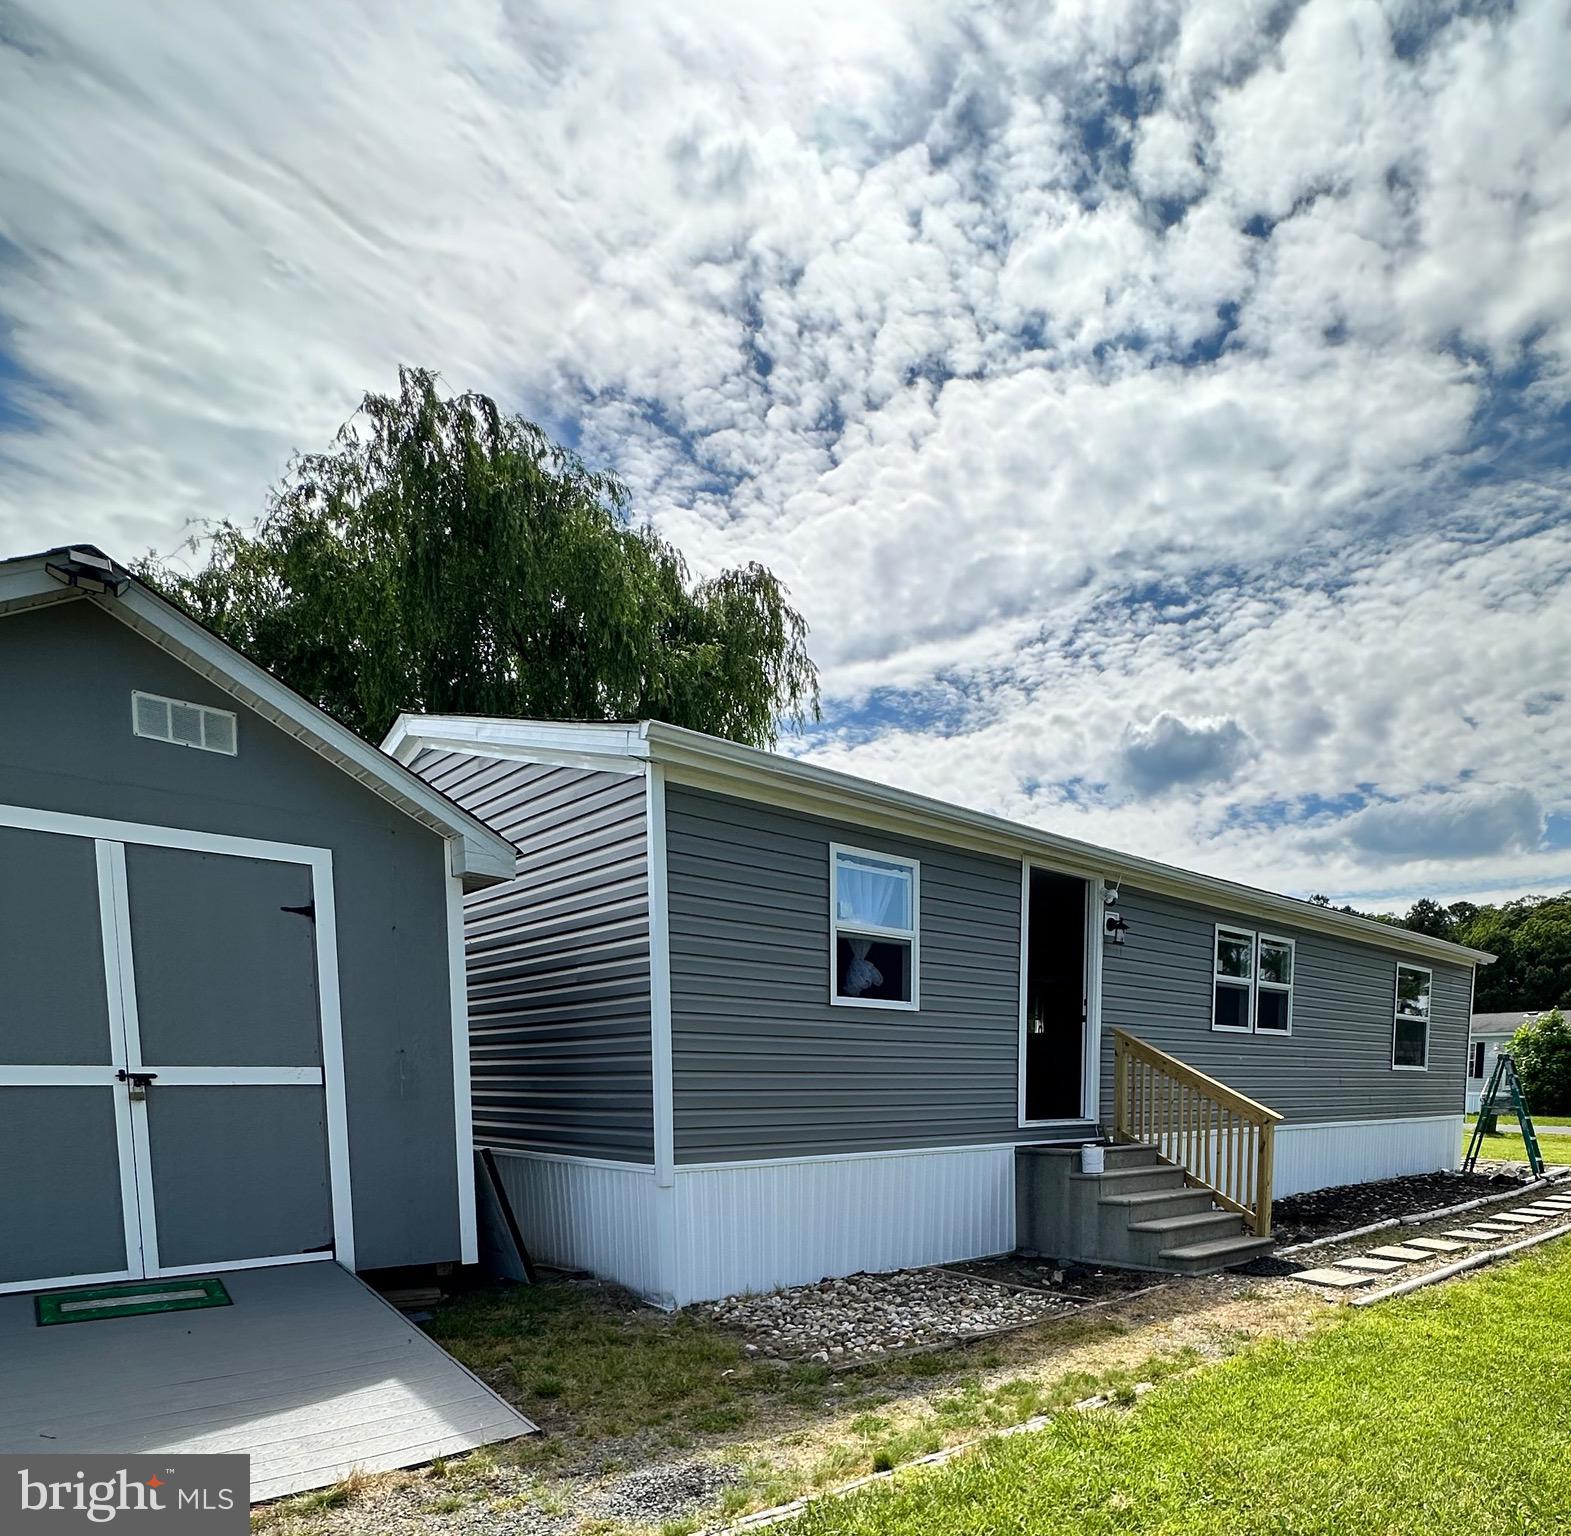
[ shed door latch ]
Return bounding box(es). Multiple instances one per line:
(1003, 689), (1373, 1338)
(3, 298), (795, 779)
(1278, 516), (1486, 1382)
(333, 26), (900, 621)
(116, 1069), (158, 1101)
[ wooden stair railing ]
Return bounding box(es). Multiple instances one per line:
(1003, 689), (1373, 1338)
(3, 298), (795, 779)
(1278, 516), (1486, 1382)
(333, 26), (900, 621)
(1111, 1028), (1284, 1238)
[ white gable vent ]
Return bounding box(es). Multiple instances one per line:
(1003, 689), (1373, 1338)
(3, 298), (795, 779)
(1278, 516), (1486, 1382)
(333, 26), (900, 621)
(132, 690), (238, 755)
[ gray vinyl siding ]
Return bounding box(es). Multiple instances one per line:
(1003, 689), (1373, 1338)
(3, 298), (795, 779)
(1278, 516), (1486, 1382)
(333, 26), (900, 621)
(1100, 885), (1473, 1124)
(0, 599), (458, 1270)
(411, 752), (655, 1162)
(665, 786), (1022, 1161)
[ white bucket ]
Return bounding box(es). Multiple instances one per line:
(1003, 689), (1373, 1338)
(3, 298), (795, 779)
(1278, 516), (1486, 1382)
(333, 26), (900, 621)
(1080, 1142), (1106, 1175)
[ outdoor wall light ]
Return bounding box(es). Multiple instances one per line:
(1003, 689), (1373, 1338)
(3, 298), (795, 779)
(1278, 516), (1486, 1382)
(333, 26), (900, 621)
(1104, 911), (1130, 945)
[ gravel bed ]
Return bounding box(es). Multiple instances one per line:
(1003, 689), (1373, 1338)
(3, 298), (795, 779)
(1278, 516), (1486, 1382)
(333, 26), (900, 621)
(296, 1471), (570, 1536)
(700, 1267), (1079, 1361)
(1269, 1166), (1546, 1245)
(591, 1459), (741, 1524)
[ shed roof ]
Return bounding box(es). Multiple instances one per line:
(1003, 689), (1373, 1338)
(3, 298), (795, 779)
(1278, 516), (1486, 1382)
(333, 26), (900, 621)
(384, 714), (1496, 967)
(1471, 1011), (1536, 1035)
(0, 547), (516, 888)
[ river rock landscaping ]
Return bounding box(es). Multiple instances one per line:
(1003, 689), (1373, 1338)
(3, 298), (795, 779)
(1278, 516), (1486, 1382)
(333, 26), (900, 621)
(699, 1267), (1082, 1361)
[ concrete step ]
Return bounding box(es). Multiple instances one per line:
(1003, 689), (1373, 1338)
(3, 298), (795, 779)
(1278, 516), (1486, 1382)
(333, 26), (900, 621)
(1128, 1209), (1245, 1242)
(1070, 1164), (1188, 1194)
(1157, 1233), (1276, 1273)
(1099, 1143), (1165, 1170)
(1099, 1187), (1218, 1221)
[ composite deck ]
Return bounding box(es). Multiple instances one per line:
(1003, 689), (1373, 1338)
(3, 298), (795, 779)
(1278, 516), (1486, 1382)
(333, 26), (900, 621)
(0, 1262), (535, 1502)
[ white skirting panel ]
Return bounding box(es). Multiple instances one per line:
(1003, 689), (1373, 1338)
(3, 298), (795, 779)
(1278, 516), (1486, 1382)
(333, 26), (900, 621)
(1272, 1114), (1463, 1198)
(669, 1144), (1016, 1308)
(488, 1151), (666, 1305)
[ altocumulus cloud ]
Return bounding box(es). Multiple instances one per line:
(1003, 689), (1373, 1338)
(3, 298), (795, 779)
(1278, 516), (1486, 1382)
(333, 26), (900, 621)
(0, 0), (1569, 907)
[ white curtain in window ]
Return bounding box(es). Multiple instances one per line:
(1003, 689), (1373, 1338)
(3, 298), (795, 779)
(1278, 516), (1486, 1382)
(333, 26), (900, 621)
(836, 856), (911, 929)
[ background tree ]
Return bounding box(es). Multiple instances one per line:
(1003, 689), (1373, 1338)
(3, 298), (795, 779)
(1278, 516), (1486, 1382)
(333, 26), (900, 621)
(139, 369), (820, 746)
(1305, 890), (1571, 1012)
(1507, 1008), (1571, 1115)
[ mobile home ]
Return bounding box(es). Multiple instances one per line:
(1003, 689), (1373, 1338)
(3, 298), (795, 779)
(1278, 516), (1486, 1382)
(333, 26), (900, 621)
(386, 715), (1491, 1307)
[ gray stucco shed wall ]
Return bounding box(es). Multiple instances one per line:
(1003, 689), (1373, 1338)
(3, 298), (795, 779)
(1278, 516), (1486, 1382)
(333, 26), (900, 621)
(1099, 884), (1473, 1125)
(665, 785), (1023, 1162)
(0, 598), (460, 1270)
(409, 751), (655, 1162)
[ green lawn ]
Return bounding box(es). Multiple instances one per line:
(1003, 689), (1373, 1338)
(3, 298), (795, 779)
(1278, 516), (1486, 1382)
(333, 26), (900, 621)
(785, 1239), (1571, 1536)
(1462, 1128), (1571, 1164)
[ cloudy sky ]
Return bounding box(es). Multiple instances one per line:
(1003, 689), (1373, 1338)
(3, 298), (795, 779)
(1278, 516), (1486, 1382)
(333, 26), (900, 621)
(2, 0), (1570, 910)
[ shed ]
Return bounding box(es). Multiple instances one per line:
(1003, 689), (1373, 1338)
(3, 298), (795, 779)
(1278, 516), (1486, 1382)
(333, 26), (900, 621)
(0, 548), (517, 1296)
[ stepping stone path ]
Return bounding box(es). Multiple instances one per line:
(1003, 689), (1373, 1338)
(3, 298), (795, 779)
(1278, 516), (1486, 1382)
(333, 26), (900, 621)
(1286, 1188), (1571, 1292)
(1292, 1267), (1374, 1289)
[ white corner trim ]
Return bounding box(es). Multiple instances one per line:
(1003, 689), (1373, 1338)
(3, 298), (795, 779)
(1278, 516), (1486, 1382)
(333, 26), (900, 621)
(647, 765), (676, 1188)
(306, 849), (356, 1274)
(447, 849), (479, 1266)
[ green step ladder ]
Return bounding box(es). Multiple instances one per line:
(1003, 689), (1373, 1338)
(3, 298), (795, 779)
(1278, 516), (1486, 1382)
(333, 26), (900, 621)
(1463, 1049), (1544, 1177)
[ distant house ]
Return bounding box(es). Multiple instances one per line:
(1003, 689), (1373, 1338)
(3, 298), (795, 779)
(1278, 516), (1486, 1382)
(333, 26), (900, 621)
(385, 714), (1494, 1306)
(1467, 1011), (1532, 1111)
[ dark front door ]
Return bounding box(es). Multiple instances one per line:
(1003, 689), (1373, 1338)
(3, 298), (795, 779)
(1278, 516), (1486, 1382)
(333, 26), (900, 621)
(1023, 869), (1088, 1122)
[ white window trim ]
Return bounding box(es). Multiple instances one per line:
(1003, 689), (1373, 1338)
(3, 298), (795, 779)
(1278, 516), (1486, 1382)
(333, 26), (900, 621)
(1255, 933), (1295, 1037)
(131, 689), (238, 756)
(1392, 962), (1433, 1072)
(1211, 923), (1256, 1033)
(829, 842), (920, 1011)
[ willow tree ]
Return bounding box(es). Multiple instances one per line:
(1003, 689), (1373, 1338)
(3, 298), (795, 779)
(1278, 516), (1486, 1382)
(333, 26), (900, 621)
(139, 369), (819, 746)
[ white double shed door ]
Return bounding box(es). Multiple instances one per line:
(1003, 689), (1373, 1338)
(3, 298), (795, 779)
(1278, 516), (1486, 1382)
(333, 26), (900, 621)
(0, 808), (352, 1295)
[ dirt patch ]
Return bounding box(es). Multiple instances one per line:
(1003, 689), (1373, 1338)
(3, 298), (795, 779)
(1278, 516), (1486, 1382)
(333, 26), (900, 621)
(942, 1255), (1168, 1301)
(1271, 1166), (1544, 1244)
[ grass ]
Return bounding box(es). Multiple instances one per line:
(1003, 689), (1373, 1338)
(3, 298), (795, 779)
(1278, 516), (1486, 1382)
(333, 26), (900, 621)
(1461, 1128), (1571, 1164)
(1466, 1112), (1571, 1127)
(423, 1278), (1123, 1462)
(781, 1239), (1571, 1536)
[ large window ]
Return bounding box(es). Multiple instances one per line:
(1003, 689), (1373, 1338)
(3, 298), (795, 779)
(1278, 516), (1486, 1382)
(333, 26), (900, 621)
(1393, 963), (1432, 1070)
(1212, 927), (1294, 1035)
(830, 845), (919, 1009)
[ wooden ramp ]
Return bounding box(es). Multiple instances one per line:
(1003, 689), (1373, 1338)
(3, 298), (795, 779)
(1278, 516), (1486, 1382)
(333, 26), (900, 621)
(0, 1262), (535, 1503)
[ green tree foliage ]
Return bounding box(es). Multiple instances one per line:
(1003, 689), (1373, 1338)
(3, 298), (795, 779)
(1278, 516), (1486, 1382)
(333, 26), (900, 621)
(1507, 1007), (1571, 1115)
(137, 368), (820, 746)
(1310, 890), (1571, 1012)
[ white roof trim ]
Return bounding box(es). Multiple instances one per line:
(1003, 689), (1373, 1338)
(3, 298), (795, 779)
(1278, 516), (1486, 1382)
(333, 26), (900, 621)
(0, 555), (516, 890)
(386, 714), (1495, 967)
